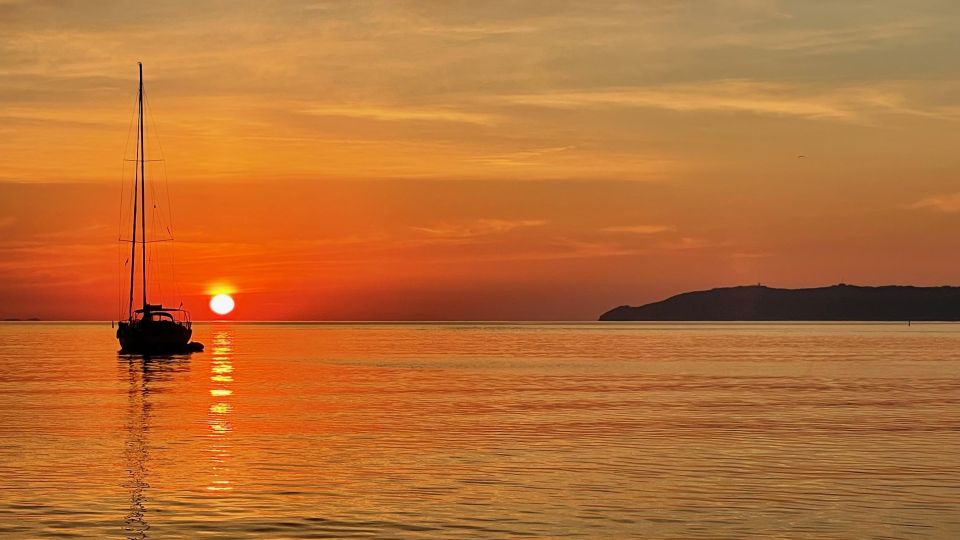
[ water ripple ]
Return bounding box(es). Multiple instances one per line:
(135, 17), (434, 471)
(0, 322), (958, 538)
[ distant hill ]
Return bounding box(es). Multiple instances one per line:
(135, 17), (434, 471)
(599, 284), (960, 321)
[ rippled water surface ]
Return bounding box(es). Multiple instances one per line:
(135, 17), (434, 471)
(0, 322), (958, 538)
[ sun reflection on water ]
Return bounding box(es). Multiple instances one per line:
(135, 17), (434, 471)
(206, 328), (234, 492)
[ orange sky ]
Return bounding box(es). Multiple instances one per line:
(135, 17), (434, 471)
(2, 1), (960, 320)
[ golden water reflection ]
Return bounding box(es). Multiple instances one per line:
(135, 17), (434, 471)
(206, 327), (234, 492)
(3, 323), (949, 538)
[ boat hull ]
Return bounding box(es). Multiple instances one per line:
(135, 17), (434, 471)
(117, 319), (192, 354)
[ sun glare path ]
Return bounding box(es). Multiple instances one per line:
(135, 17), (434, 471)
(210, 294), (235, 316)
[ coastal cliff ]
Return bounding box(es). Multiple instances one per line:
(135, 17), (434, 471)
(599, 284), (960, 321)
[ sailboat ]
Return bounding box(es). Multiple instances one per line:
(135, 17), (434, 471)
(116, 63), (201, 354)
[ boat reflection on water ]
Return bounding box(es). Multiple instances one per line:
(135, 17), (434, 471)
(206, 327), (234, 493)
(120, 356), (190, 540)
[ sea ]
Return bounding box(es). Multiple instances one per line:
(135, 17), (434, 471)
(0, 322), (957, 539)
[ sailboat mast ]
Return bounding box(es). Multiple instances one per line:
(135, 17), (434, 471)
(127, 64), (140, 319)
(139, 62), (147, 310)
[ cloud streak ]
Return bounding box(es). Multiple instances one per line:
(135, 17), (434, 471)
(413, 219), (547, 238)
(603, 225), (674, 234)
(908, 193), (960, 213)
(501, 81), (951, 123)
(299, 105), (498, 126)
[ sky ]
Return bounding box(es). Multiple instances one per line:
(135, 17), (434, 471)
(2, 0), (960, 320)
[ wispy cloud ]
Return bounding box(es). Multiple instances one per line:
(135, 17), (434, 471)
(299, 105), (498, 126)
(663, 236), (712, 251)
(410, 23), (542, 39)
(603, 224), (673, 234)
(413, 219), (547, 238)
(908, 193), (960, 213)
(501, 81), (946, 123)
(471, 146), (574, 166)
(699, 19), (934, 54)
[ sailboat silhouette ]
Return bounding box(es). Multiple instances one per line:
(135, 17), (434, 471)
(115, 64), (200, 354)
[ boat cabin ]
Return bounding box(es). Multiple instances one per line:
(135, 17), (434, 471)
(132, 304), (192, 327)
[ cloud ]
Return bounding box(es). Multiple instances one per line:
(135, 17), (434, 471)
(500, 81), (946, 122)
(410, 23), (542, 39)
(699, 19), (934, 54)
(413, 219), (547, 238)
(663, 236), (711, 250)
(471, 146), (574, 166)
(299, 105), (498, 126)
(603, 224), (673, 234)
(908, 193), (960, 213)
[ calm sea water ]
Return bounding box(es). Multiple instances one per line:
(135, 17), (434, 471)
(0, 322), (957, 539)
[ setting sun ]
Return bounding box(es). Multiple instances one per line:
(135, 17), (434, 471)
(209, 294), (235, 316)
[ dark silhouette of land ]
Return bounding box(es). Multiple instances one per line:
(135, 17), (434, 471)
(599, 284), (960, 321)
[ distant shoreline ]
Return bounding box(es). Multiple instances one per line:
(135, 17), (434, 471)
(600, 284), (960, 321)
